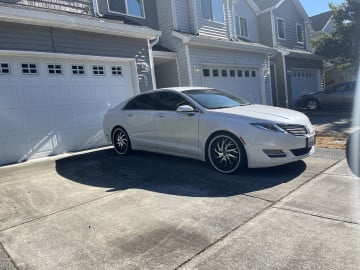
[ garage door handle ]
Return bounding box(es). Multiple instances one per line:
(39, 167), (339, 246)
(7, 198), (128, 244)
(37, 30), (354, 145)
(127, 113), (134, 117)
(157, 114), (165, 118)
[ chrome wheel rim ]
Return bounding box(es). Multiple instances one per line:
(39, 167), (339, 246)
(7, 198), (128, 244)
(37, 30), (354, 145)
(208, 135), (241, 173)
(307, 100), (318, 110)
(114, 129), (129, 154)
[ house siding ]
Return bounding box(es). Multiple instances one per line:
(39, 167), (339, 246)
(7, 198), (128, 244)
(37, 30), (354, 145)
(0, 21), (153, 91)
(273, 0), (307, 50)
(0, 0), (93, 15)
(175, 0), (191, 33)
(233, 0), (259, 42)
(196, 0), (228, 39)
(98, 0), (159, 30)
(258, 12), (273, 47)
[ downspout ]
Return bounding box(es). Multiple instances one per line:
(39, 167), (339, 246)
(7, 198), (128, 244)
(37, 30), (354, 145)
(92, 0), (104, 17)
(148, 36), (160, 89)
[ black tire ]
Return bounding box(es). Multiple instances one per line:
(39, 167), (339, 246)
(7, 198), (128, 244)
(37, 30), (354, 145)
(207, 132), (246, 174)
(346, 131), (360, 177)
(112, 127), (131, 155)
(305, 98), (319, 110)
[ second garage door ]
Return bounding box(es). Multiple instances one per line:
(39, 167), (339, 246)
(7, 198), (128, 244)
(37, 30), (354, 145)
(0, 53), (138, 165)
(202, 66), (262, 104)
(290, 69), (320, 105)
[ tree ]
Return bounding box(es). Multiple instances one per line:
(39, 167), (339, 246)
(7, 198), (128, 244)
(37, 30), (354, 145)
(313, 0), (360, 73)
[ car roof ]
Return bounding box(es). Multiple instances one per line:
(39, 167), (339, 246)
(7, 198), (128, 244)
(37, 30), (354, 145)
(155, 87), (213, 92)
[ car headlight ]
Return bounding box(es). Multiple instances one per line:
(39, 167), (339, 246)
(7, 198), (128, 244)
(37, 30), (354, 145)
(251, 123), (286, 133)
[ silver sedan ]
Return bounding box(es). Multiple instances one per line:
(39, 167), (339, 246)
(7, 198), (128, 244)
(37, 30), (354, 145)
(103, 87), (315, 174)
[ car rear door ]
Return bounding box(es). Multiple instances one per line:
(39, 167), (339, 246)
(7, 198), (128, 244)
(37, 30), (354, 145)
(123, 93), (156, 149)
(154, 91), (200, 156)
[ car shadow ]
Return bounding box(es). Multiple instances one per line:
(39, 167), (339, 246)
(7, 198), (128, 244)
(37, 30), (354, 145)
(55, 148), (307, 197)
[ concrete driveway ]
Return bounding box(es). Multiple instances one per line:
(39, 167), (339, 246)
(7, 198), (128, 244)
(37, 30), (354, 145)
(0, 147), (359, 270)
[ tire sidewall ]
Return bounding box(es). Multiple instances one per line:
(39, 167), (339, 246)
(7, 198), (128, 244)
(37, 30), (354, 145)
(112, 127), (131, 155)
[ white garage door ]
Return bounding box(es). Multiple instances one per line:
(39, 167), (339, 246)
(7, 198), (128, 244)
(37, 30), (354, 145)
(202, 67), (262, 104)
(0, 54), (137, 165)
(290, 69), (320, 105)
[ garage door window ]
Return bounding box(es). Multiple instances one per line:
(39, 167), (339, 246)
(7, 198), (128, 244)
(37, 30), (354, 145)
(245, 70), (250, 77)
(47, 64), (63, 75)
(221, 70), (228, 77)
(229, 70), (235, 77)
(203, 69), (210, 77)
(71, 65), (85, 75)
(251, 71), (256, 77)
(111, 66), (123, 76)
(0, 63), (10, 75)
(92, 66), (105, 76)
(237, 70), (243, 77)
(213, 69), (219, 77)
(21, 63), (38, 75)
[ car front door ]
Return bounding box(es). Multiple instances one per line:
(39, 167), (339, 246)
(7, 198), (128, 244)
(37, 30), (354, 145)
(154, 91), (200, 156)
(323, 83), (348, 107)
(123, 93), (156, 149)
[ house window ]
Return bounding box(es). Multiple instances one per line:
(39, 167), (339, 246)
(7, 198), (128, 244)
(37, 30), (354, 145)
(0, 63), (10, 75)
(72, 65), (85, 75)
(92, 66), (105, 76)
(229, 70), (235, 77)
(245, 70), (250, 77)
(221, 70), (227, 77)
(112, 66), (123, 76)
(47, 64), (63, 75)
(108, 0), (144, 18)
(201, 0), (224, 23)
(296, 24), (303, 43)
(21, 63), (38, 75)
(235, 16), (248, 38)
(237, 70), (243, 77)
(277, 18), (285, 39)
(213, 69), (219, 77)
(203, 69), (210, 77)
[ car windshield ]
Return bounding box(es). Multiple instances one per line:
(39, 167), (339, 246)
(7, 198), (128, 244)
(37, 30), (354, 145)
(183, 89), (250, 109)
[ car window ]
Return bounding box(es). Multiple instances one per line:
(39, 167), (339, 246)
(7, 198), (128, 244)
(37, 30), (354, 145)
(123, 93), (155, 110)
(334, 83), (348, 92)
(155, 92), (191, 111)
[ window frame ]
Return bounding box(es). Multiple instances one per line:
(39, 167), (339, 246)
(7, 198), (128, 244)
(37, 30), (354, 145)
(235, 16), (248, 38)
(107, 0), (145, 19)
(0, 62), (11, 75)
(71, 64), (86, 76)
(111, 66), (124, 76)
(296, 23), (304, 44)
(92, 65), (105, 76)
(20, 63), (39, 76)
(47, 63), (63, 76)
(277, 17), (286, 40)
(200, 0), (225, 24)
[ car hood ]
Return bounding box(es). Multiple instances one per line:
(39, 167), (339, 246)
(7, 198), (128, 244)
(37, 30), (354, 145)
(210, 104), (310, 124)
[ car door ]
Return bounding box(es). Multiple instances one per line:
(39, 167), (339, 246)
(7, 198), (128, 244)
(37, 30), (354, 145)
(343, 82), (356, 107)
(122, 93), (156, 149)
(323, 83), (347, 108)
(154, 91), (200, 156)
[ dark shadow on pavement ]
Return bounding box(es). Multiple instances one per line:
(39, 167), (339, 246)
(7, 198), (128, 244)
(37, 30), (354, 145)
(55, 148), (306, 197)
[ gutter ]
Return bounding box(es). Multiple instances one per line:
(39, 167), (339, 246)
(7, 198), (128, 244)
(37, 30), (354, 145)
(0, 5), (161, 40)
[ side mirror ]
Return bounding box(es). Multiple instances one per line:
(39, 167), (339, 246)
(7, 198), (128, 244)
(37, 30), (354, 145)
(176, 105), (195, 113)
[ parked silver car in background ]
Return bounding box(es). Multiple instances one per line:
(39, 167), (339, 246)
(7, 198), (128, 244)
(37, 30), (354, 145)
(297, 81), (356, 110)
(103, 87), (315, 174)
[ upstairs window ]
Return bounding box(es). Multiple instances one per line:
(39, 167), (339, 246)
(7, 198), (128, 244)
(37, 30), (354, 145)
(296, 24), (304, 43)
(235, 16), (248, 38)
(201, 0), (224, 23)
(277, 18), (285, 39)
(108, 0), (144, 18)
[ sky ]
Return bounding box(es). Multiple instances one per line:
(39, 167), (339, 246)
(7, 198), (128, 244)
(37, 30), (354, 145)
(299, 0), (345, 17)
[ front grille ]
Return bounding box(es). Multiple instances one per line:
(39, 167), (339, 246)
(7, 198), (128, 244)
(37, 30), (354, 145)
(278, 124), (308, 136)
(290, 147), (312, 156)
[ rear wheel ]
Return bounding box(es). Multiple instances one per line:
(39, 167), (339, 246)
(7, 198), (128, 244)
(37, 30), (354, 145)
(305, 99), (319, 110)
(207, 133), (246, 174)
(112, 127), (131, 155)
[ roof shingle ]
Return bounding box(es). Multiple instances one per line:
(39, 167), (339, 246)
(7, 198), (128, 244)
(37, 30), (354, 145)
(310, 11), (332, 32)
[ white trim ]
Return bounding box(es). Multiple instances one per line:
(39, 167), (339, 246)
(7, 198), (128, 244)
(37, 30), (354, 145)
(270, 63), (279, 106)
(46, 63), (64, 76)
(130, 60), (141, 95)
(172, 30), (192, 44)
(152, 51), (177, 59)
(106, 0), (146, 19)
(259, 68), (266, 104)
(192, 0), (199, 33)
(321, 15), (333, 32)
(147, 39), (157, 89)
(276, 17), (286, 40)
(170, 0), (178, 30)
(200, 0), (225, 24)
(235, 16), (249, 38)
(245, 0), (260, 13)
(281, 54), (289, 108)
(185, 44), (193, 86)
(0, 5), (160, 40)
(271, 10), (276, 47)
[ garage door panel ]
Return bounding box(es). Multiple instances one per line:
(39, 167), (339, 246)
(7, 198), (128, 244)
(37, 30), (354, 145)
(0, 56), (137, 165)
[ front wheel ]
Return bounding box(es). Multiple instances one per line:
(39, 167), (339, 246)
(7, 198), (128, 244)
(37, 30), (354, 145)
(207, 133), (246, 174)
(112, 127), (131, 155)
(305, 99), (319, 110)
